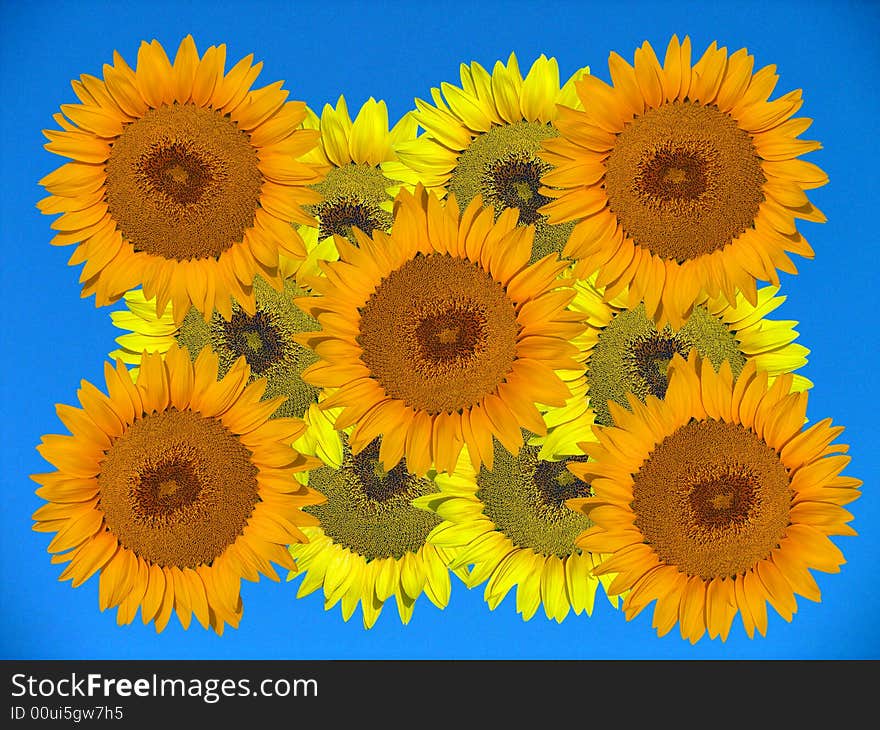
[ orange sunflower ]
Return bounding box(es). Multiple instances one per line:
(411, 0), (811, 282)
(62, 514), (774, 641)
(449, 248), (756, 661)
(37, 35), (327, 321)
(568, 352), (860, 643)
(296, 185), (586, 476)
(540, 36), (826, 328)
(32, 345), (324, 634)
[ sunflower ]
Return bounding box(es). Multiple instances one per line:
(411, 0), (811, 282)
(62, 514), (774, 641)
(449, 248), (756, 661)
(287, 405), (459, 628)
(415, 441), (617, 623)
(568, 352), (860, 643)
(387, 54), (590, 263)
(37, 35), (327, 322)
(31, 345), (324, 634)
(536, 276), (813, 459)
(296, 185), (586, 476)
(110, 262), (321, 420)
(296, 96), (418, 251)
(540, 36), (826, 328)
(290, 96), (418, 292)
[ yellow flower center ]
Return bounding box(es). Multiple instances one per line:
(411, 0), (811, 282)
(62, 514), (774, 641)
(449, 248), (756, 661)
(218, 311), (282, 374)
(243, 329), (264, 352)
(305, 438), (440, 560)
(513, 179), (535, 201)
(477, 440), (592, 558)
(485, 151), (550, 224)
(177, 277), (320, 418)
(448, 121), (574, 263)
(310, 163), (394, 243)
(587, 302), (745, 426)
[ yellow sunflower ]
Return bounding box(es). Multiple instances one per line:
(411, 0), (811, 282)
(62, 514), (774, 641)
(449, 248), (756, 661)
(296, 185), (586, 477)
(387, 54), (590, 262)
(415, 442), (617, 623)
(291, 96), (419, 288)
(540, 36), (826, 328)
(568, 352), (860, 643)
(287, 405), (460, 628)
(31, 345), (324, 634)
(37, 35), (327, 322)
(536, 276), (813, 459)
(110, 260), (321, 420)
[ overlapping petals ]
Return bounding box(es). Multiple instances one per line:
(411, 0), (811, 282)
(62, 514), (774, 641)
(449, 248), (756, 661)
(38, 35), (328, 321)
(567, 352), (860, 643)
(32, 345), (325, 634)
(296, 185), (587, 476)
(540, 35), (826, 328)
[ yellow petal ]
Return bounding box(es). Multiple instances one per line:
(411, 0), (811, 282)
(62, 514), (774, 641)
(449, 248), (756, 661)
(135, 40), (174, 108)
(172, 35), (199, 103)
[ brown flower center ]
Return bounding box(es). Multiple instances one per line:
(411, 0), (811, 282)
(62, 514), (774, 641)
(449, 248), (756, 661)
(414, 306), (485, 363)
(98, 409), (259, 568)
(357, 253), (519, 415)
(638, 145), (710, 201)
(631, 419), (791, 579)
(604, 101), (765, 262)
(104, 103), (263, 261)
(134, 460), (202, 516)
(140, 141), (217, 205)
(688, 472), (756, 530)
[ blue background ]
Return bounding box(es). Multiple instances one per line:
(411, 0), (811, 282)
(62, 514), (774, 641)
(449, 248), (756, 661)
(1, 0), (877, 661)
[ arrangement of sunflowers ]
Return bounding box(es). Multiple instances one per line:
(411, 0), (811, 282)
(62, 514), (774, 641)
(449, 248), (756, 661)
(32, 34), (860, 645)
